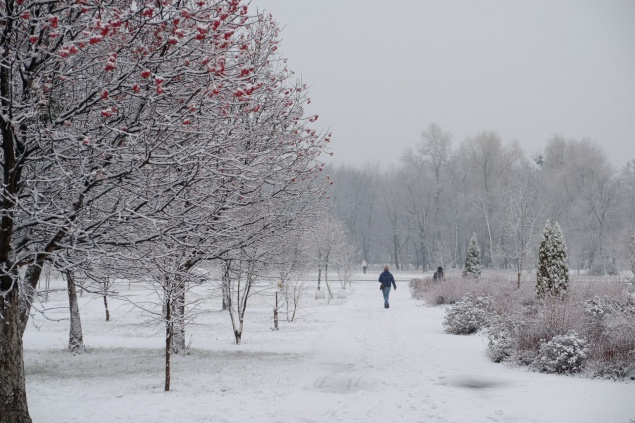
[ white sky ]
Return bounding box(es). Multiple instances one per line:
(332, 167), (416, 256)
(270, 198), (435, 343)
(249, 0), (635, 169)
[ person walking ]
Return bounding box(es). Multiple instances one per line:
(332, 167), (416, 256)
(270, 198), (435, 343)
(378, 265), (396, 308)
(362, 260), (368, 274)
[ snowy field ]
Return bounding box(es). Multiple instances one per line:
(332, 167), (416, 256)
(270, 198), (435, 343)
(24, 271), (635, 423)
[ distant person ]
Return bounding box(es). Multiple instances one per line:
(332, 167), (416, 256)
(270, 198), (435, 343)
(378, 265), (396, 309)
(433, 266), (444, 281)
(362, 260), (368, 274)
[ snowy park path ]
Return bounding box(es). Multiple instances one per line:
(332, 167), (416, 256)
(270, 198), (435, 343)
(280, 277), (635, 423)
(25, 275), (635, 423)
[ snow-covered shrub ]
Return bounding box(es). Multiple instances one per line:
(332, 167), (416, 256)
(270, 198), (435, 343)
(442, 294), (492, 335)
(412, 276), (464, 305)
(409, 278), (432, 300)
(588, 351), (635, 380)
(585, 296), (612, 320)
(530, 331), (588, 374)
(584, 301), (635, 380)
(585, 295), (635, 320)
(486, 319), (513, 363)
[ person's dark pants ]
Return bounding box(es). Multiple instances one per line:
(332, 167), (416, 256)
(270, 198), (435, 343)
(363, 267), (367, 274)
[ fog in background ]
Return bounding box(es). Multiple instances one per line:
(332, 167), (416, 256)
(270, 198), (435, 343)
(250, 0), (635, 168)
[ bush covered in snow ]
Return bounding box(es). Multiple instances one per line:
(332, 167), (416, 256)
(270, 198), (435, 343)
(486, 318), (513, 363)
(410, 276), (473, 305)
(530, 331), (589, 374)
(442, 294), (492, 335)
(415, 271), (635, 380)
(585, 295), (635, 320)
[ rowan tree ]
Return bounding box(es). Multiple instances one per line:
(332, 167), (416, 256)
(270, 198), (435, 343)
(1, 0), (330, 419)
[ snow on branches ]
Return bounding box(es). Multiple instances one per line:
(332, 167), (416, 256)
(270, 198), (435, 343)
(536, 221), (569, 299)
(462, 233), (482, 278)
(1, 0), (330, 416)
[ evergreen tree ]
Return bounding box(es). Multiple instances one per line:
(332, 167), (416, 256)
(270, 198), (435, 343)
(462, 233), (482, 278)
(536, 221), (569, 298)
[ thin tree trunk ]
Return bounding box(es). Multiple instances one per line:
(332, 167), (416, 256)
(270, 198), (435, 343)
(222, 266), (231, 310)
(273, 291), (279, 330)
(172, 276), (186, 353)
(316, 251), (322, 290)
(103, 294), (110, 322)
(165, 298), (171, 392)
(324, 266), (333, 302)
(44, 264), (51, 302)
(392, 232), (401, 270)
(65, 272), (84, 353)
(483, 202), (495, 268)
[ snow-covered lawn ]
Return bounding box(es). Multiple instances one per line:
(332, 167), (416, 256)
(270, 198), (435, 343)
(24, 272), (635, 422)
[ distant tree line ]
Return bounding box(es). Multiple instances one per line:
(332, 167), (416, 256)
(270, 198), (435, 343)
(327, 123), (635, 276)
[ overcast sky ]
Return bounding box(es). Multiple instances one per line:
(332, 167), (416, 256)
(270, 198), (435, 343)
(250, 0), (635, 169)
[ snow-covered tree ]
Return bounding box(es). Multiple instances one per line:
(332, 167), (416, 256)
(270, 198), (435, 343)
(0, 0), (328, 417)
(336, 241), (359, 289)
(462, 233), (482, 278)
(310, 216), (350, 299)
(502, 165), (539, 288)
(536, 221), (569, 299)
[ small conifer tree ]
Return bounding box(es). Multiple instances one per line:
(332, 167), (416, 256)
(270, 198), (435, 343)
(536, 221), (569, 298)
(463, 233), (481, 278)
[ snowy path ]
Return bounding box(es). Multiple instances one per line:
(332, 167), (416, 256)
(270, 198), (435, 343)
(26, 276), (635, 423)
(279, 280), (635, 423)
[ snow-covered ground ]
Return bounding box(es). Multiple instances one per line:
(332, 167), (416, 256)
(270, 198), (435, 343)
(24, 272), (635, 423)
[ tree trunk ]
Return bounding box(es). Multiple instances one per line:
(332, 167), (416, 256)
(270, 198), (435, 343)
(44, 264), (51, 302)
(103, 294), (110, 322)
(324, 267), (333, 303)
(483, 202), (495, 268)
(393, 233), (401, 271)
(273, 291), (279, 330)
(222, 270), (230, 310)
(65, 272), (84, 353)
(0, 285), (32, 423)
(164, 298), (171, 392)
(171, 277), (186, 353)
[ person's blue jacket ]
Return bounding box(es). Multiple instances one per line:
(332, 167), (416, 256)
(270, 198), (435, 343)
(378, 270), (396, 289)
